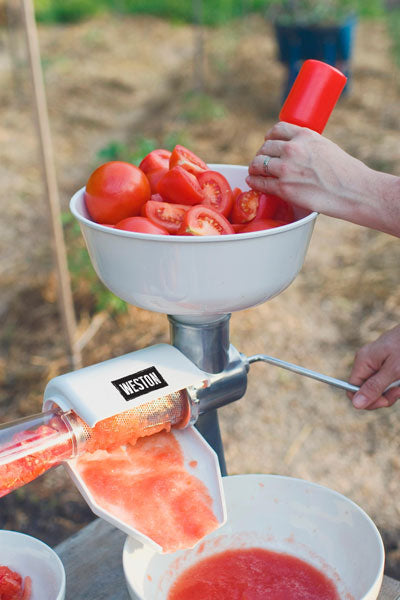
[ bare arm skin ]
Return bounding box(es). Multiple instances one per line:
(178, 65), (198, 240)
(247, 122), (400, 238)
(248, 122), (400, 410)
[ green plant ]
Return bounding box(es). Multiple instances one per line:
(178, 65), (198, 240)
(35, 0), (104, 23)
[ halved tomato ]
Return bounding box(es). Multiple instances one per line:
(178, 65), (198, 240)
(230, 190), (280, 224)
(274, 197), (296, 222)
(146, 167), (169, 194)
(115, 216), (169, 235)
(232, 187), (242, 203)
(169, 144), (207, 176)
(240, 218), (289, 233)
(142, 200), (190, 234)
(157, 166), (204, 205)
(178, 205), (234, 236)
(198, 170), (233, 217)
(139, 149), (171, 174)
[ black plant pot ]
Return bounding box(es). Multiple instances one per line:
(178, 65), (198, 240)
(274, 15), (357, 99)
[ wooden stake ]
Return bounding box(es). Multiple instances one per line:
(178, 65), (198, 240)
(19, 0), (82, 370)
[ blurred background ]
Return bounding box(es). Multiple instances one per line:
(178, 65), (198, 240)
(1, 0), (400, 579)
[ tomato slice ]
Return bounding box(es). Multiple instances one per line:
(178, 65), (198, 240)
(146, 167), (169, 194)
(142, 200), (190, 234)
(240, 218), (290, 233)
(230, 190), (280, 224)
(139, 149), (171, 174)
(178, 205), (234, 236)
(169, 144), (208, 176)
(157, 166), (204, 205)
(115, 216), (170, 235)
(232, 187), (242, 203)
(197, 170), (233, 217)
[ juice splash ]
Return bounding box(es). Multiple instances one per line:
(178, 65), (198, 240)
(75, 431), (219, 552)
(168, 547), (341, 600)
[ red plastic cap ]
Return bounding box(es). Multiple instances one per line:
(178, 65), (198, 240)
(279, 59), (347, 133)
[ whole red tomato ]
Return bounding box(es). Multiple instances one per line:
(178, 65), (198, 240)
(84, 161), (151, 224)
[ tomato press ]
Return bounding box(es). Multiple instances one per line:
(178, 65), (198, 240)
(0, 60), (362, 555)
(1, 160), (368, 552)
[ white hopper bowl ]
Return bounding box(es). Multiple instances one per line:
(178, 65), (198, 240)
(123, 474), (385, 600)
(70, 165), (317, 320)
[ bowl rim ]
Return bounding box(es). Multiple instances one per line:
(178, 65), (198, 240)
(70, 163), (318, 244)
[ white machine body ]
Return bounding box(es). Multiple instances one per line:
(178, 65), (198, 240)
(43, 343), (206, 426)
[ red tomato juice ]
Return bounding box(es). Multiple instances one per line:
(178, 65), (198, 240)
(167, 547), (340, 600)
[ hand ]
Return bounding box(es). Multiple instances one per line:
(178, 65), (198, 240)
(246, 122), (400, 237)
(349, 325), (400, 410)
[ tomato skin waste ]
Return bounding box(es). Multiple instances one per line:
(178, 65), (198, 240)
(167, 547), (340, 600)
(0, 566), (32, 600)
(84, 145), (297, 236)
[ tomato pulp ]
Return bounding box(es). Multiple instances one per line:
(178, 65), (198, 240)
(75, 431), (219, 553)
(167, 547), (341, 600)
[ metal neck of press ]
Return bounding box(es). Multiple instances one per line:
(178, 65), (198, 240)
(168, 314), (231, 374)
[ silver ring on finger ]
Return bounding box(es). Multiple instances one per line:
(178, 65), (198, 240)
(263, 155), (272, 174)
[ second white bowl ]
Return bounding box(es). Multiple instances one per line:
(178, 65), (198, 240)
(123, 474), (384, 600)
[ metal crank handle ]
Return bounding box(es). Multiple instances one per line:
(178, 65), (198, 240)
(247, 354), (400, 395)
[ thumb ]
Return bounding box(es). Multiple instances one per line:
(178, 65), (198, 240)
(352, 364), (395, 409)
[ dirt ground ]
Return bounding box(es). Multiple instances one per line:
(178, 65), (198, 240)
(1, 12), (400, 581)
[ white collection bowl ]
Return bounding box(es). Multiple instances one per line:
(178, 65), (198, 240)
(70, 165), (317, 321)
(0, 530), (66, 600)
(123, 474), (384, 600)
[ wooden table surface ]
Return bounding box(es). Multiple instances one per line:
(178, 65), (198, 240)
(55, 519), (400, 600)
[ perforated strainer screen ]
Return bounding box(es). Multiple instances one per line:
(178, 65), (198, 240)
(72, 390), (190, 453)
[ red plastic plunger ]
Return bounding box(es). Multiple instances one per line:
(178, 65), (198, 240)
(279, 59), (347, 133)
(0, 390), (189, 497)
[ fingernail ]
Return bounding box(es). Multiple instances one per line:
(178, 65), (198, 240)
(353, 394), (368, 409)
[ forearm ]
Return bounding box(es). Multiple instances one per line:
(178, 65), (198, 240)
(247, 123), (400, 238)
(355, 169), (400, 237)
